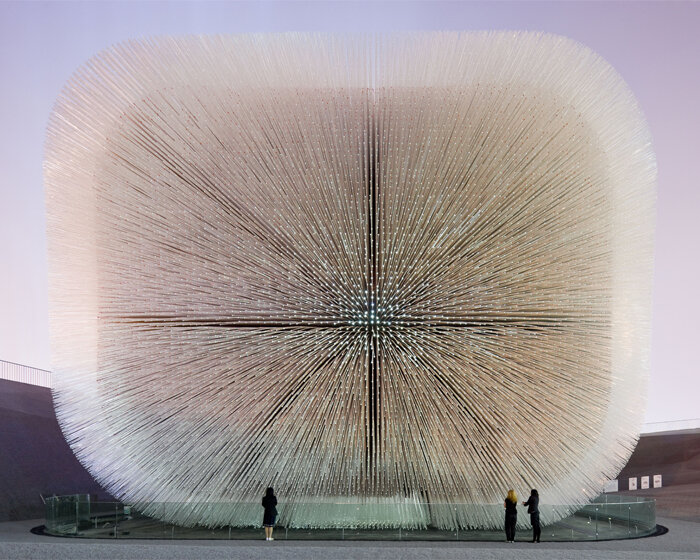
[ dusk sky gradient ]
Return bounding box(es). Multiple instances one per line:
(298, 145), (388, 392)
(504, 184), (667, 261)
(1, 1), (698, 424)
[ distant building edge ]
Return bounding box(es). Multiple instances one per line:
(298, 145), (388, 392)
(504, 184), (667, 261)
(640, 418), (700, 436)
(0, 359), (51, 388)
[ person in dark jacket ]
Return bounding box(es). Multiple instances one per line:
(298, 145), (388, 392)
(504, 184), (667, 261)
(262, 487), (278, 541)
(522, 488), (541, 542)
(504, 489), (518, 542)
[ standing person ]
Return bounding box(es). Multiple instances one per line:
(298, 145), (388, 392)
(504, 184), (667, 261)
(262, 487), (278, 541)
(504, 489), (518, 542)
(522, 488), (541, 543)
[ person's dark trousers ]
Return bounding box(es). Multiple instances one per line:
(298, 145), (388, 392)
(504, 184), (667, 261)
(530, 512), (541, 542)
(505, 514), (517, 541)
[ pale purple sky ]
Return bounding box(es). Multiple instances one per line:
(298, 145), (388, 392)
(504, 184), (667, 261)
(1, 1), (698, 424)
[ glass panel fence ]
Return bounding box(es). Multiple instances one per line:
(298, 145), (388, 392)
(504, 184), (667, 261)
(44, 495), (656, 541)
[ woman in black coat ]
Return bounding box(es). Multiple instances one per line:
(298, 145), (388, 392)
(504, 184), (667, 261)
(504, 489), (518, 542)
(262, 487), (278, 541)
(522, 488), (541, 543)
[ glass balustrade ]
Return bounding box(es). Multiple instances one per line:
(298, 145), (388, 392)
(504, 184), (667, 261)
(44, 494), (657, 541)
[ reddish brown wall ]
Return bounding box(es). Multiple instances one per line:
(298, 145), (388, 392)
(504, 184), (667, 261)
(617, 432), (700, 489)
(0, 379), (108, 521)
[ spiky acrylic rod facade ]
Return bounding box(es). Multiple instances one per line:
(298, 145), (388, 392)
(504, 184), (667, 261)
(45, 33), (655, 529)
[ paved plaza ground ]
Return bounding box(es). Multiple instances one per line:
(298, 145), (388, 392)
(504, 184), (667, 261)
(1, 516), (698, 560)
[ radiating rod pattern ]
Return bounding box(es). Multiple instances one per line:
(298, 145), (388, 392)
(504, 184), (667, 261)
(45, 33), (656, 530)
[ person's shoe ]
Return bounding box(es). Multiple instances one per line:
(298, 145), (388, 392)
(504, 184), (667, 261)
(269, 537), (274, 541)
